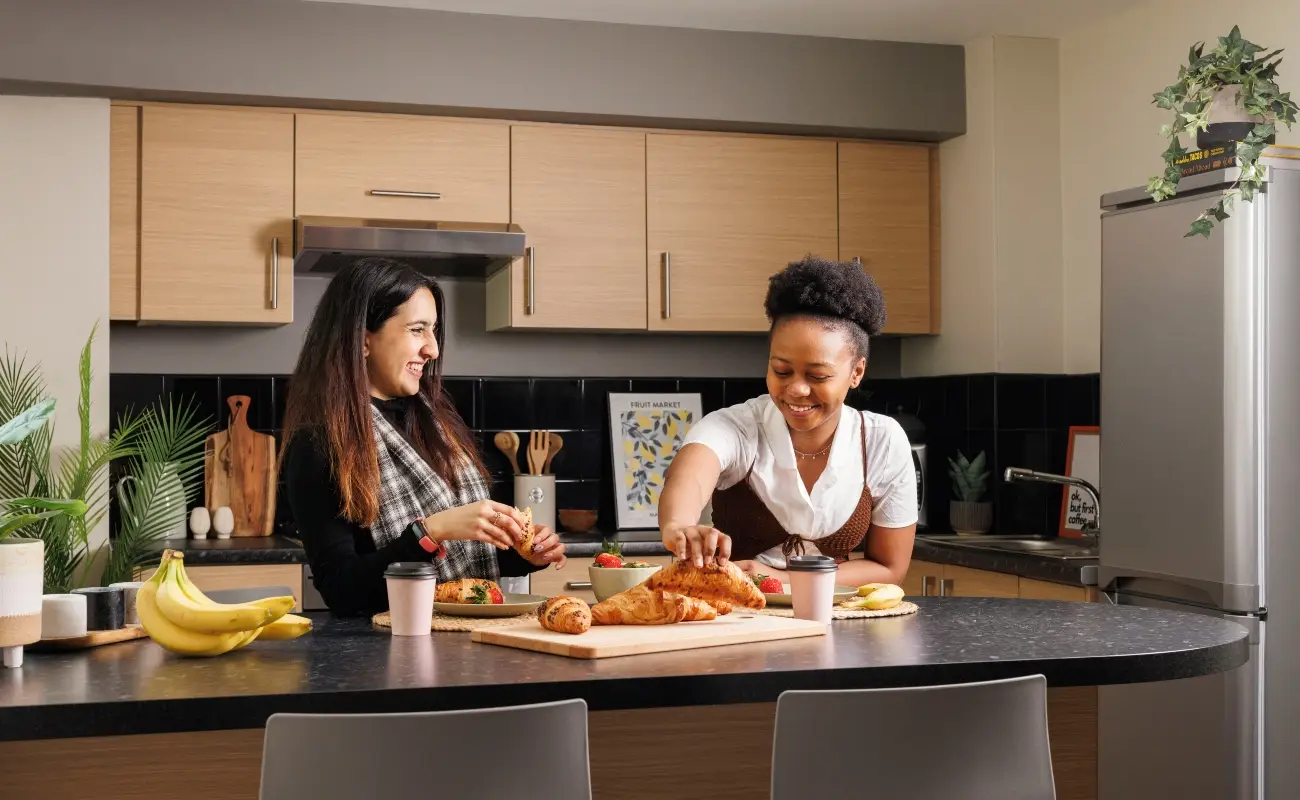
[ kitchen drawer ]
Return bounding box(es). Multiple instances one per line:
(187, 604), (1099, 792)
(941, 564), (1019, 597)
(529, 554), (676, 604)
(901, 559), (944, 597)
(295, 112), (510, 223)
(136, 563), (304, 612)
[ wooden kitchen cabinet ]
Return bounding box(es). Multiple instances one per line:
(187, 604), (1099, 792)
(838, 141), (936, 334)
(942, 563), (1020, 597)
(487, 125), (647, 331)
(646, 133), (838, 332)
(135, 563), (303, 612)
(529, 554), (676, 606)
(901, 558), (944, 597)
(109, 105), (140, 321)
(295, 112), (509, 223)
(139, 105), (294, 324)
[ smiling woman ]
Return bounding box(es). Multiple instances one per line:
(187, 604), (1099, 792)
(280, 257), (565, 616)
(658, 255), (916, 587)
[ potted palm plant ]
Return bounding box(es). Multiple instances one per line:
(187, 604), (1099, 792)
(1147, 26), (1299, 238)
(948, 450), (992, 536)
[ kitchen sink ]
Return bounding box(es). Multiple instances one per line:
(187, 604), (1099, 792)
(918, 534), (1098, 560)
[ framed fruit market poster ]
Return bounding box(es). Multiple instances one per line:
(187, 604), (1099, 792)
(607, 392), (703, 530)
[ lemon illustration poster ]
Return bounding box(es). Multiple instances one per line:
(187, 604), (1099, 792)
(606, 392), (704, 529)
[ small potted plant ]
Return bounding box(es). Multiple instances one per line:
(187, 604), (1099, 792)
(947, 450), (992, 536)
(1146, 26), (1299, 238)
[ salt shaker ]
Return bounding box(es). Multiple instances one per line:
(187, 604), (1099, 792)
(212, 506), (234, 539)
(189, 507), (211, 539)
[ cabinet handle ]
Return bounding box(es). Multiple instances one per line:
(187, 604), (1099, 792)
(525, 246), (536, 315)
(271, 237), (279, 310)
(368, 189), (442, 199)
(922, 575), (936, 596)
(939, 579), (954, 597)
(564, 582), (592, 590)
(661, 252), (672, 319)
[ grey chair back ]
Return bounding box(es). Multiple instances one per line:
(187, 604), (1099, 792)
(772, 674), (1055, 799)
(260, 698), (592, 800)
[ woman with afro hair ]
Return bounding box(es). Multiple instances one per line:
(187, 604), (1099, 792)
(659, 255), (916, 586)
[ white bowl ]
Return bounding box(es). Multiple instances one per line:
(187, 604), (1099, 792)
(587, 564), (662, 602)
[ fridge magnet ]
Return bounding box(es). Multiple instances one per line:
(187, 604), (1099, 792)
(607, 392), (703, 529)
(1059, 425), (1100, 538)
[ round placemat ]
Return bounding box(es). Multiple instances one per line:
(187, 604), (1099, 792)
(748, 600), (919, 620)
(372, 610), (538, 633)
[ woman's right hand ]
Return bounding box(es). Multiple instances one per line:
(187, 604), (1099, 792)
(422, 501), (525, 551)
(661, 523), (732, 567)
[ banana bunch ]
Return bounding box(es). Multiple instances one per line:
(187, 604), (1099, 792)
(840, 583), (906, 610)
(137, 550), (312, 657)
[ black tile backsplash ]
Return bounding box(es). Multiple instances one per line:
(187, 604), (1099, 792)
(112, 371), (1099, 539)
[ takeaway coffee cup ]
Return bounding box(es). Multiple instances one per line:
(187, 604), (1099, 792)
(786, 554), (838, 624)
(384, 562), (437, 636)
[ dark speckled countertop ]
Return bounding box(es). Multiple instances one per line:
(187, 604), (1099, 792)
(0, 597), (1248, 742)
(155, 535), (308, 565)
(913, 535), (1100, 586)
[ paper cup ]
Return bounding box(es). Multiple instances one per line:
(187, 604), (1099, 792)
(384, 562), (436, 636)
(786, 554), (838, 624)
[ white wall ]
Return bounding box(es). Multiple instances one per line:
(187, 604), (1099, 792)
(1060, 3), (1300, 373)
(0, 96), (111, 559)
(903, 35), (1065, 377)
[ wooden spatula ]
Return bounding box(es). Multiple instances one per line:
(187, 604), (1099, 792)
(493, 431), (521, 474)
(543, 432), (564, 474)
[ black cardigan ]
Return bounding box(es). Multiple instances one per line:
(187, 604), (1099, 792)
(283, 396), (540, 616)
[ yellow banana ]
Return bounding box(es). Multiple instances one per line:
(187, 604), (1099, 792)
(137, 563), (249, 656)
(171, 558), (296, 626)
(155, 561), (273, 634)
(850, 583), (905, 610)
(257, 613), (313, 641)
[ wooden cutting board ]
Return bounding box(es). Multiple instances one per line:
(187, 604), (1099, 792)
(205, 395), (277, 537)
(28, 625), (150, 651)
(470, 613), (826, 659)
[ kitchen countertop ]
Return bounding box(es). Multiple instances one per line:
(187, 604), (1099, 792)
(154, 535), (308, 565)
(0, 596), (1247, 742)
(913, 535), (1099, 586)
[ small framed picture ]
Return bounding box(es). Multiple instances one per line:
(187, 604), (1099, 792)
(607, 392), (704, 530)
(1058, 425), (1100, 538)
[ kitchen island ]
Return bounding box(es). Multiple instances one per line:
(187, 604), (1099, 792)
(0, 597), (1247, 800)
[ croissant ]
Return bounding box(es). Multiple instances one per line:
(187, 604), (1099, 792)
(435, 578), (501, 604)
(644, 560), (766, 609)
(538, 596), (592, 634)
(513, 506), (535, 559)
(591, 585), (718, 625)
(712, 600), (734, 616)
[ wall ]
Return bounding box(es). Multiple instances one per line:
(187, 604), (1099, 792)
(0, 0), (964, 142)
(902, 35), (1065, 377)
(1059, 2), (1300, 374)
(0, 96), (111, 563)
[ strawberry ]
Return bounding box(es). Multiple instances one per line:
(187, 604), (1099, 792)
(753, 574), (783, 594)
(469, 584), (504, 604)
(593, 539), (624, 569)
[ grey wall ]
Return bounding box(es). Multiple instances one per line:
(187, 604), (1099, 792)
(0, 0), (964, 141)
(109, 275), (902, 378)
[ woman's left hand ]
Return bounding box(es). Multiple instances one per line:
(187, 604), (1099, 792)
(524, 524), (567, 569)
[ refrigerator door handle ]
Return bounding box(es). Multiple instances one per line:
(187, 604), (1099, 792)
(1101, 570), (1260, 615)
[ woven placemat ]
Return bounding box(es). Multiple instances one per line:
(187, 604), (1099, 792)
(748, 600), (919, 620)
(372, 610), (537, 633)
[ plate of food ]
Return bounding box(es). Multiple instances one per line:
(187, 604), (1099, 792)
(433, 578), (546, 618)
(750, 573), (858, 606)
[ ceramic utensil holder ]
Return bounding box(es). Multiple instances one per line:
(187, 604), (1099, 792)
(514, 474), (556, 533)
(0, 538), (45, 668)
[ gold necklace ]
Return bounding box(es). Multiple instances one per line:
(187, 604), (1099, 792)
(791, 440), (833, 459)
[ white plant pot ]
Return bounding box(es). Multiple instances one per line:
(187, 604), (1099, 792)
(117, 461), (189, 541)
(0, 537), (45, 668)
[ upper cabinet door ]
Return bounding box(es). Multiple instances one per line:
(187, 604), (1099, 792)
(295, 113), (509, 223)
(646, 134), (838, 332)
(489, 126), (647, 330)
(110, 105), (140, 321)
(139, 106), (294, 324)
(838, 142), (935, 334)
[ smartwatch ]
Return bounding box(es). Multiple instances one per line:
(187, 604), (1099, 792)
(410, 518), (446, 559)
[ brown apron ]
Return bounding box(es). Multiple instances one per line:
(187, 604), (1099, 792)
(710, 410), (874, 563)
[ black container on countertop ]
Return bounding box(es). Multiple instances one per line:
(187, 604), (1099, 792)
(72, 586), (125, 631)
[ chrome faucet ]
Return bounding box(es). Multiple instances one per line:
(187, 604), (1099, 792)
(1004, 467), (1101, 538)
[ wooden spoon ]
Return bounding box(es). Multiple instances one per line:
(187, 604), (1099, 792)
(493, 431), (520, 475)
(543, 432), (564, 474)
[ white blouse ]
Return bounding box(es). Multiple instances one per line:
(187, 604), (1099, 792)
(683, 395), (918, 569)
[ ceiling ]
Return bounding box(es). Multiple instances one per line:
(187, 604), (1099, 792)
(301, 0), (1141, 45)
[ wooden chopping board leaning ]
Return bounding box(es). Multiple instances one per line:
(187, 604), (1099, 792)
(204, 395), (277, 536)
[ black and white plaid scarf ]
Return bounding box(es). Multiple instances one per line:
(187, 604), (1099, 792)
(368, 403), (500, 583)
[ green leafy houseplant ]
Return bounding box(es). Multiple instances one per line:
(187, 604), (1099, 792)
(0, 398), (88, 540)
(947, 450), (993, 535)
(0, 325), (212, 591)
(1147, 26), (1300, 238)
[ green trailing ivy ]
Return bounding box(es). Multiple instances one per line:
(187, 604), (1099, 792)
(1147, 26), (1299, 238)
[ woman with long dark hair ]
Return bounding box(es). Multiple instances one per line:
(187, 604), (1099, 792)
(282, 257), (565, 616)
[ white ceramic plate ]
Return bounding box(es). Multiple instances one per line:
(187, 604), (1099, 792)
(434, 593), (546, 618)
(762, 584), (859, 607)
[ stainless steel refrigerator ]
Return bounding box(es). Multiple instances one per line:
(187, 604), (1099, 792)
(1098, 157), (1300, 799)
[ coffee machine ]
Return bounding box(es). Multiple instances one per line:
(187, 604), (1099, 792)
(888, 407), (927, 529)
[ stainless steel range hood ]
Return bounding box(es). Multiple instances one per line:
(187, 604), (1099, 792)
(293, 216), (526, 279)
